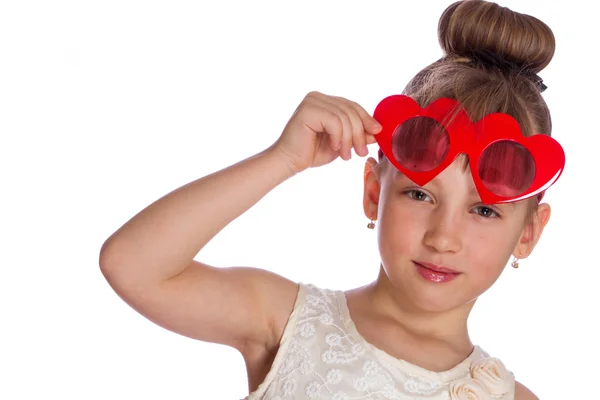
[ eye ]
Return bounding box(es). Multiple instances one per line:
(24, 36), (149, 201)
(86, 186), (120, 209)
(473, 205), (500, 219)
(406, 189), (432, 202)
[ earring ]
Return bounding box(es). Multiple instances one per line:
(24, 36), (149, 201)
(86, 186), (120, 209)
(511, 256), (520, 269)
(367, 218), (375, 229)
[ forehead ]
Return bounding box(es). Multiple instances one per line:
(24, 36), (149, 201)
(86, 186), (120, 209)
(387, 154), (473, 186)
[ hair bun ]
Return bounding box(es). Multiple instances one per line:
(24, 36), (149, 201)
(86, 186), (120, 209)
(438, 0), (555, 73)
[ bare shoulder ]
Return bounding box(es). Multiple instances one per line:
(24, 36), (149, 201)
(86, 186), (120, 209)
(515, 381), (539, 400)
(249, 267), (300, 347)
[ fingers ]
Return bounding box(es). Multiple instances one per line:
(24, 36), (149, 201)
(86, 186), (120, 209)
(365, 133), (377, 145)
(341, 97), (382, 135)
(316, 97), (357, 160)
(327, 97), (367, 159)
(306, 92), (381, 161)
(300, 101), (344, 153)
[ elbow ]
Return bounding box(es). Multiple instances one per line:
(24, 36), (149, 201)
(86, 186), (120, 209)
(98, 237), (119, 275)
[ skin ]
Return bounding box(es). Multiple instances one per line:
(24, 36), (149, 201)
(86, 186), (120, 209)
(340, 154), (550, 397)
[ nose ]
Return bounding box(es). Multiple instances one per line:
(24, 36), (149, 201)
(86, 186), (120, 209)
(422, 207), (463, 254)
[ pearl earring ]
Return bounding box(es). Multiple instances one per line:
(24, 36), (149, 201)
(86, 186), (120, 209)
(367, 218), (375, 229)
(511, 256), (520, 269)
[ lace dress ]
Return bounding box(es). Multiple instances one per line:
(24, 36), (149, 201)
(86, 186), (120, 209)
(245, 283), (515, 400)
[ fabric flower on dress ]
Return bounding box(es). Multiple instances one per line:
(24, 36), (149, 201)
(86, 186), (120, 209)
(448, 356), (514, 399)
(448, 378), (493, 400)
(470, 357), (513, 396)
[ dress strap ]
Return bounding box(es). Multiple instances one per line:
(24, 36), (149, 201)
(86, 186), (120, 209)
(245, 282), (305, 399)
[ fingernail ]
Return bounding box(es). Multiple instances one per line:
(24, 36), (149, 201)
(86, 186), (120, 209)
(362, 145), (368, 155)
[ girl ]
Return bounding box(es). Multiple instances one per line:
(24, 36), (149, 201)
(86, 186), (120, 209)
(99, 1), (563, 399)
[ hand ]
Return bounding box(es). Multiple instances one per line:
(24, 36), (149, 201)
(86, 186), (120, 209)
(271, 91), (382, 174)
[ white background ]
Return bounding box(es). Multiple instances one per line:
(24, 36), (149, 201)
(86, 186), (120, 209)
(1, 1), (598, 399)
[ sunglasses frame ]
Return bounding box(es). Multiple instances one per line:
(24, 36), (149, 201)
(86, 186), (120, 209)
(373, 95), (565, 204)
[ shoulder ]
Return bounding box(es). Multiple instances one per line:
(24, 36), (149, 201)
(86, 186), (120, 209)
(259, 280), (338, 351)
(515, 380), (539, 400)
(259, 273), (300, 348)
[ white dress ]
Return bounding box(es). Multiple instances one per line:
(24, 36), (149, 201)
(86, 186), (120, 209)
(245, 283), (515, 400)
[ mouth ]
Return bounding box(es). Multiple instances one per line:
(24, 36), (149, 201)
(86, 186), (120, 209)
(413, 261), (460, 283)
(414, 261), (460, 274)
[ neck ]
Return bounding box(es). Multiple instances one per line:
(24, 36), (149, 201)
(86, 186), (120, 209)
(365, 266), (475, 349)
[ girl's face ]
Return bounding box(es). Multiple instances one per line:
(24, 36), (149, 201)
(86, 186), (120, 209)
(363, 155), (550, 313)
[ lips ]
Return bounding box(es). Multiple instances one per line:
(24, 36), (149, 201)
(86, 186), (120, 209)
(414, 261), (460, 283)
(414, 261), (460, 274)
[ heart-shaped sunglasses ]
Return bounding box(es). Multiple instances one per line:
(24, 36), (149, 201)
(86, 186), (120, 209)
(373, 95), (565, 204)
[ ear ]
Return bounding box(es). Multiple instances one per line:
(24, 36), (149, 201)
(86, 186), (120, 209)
(363, 157), (382, 221)
(514, 203), (551, 259)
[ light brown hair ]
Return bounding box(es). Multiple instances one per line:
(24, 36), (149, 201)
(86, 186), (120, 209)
(376, 0), (556, 219)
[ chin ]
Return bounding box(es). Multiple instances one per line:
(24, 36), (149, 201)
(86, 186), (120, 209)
(390, 265), (471, 313)
(413, 279), (483, 314)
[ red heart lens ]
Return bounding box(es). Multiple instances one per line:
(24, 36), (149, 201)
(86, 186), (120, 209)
(478, 140), (536, 197)
(392, 116), (450, 172)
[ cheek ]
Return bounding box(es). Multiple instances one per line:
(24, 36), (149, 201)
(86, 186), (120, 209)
(378, 199), (426, 253)
(464, 224), (522, 280)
